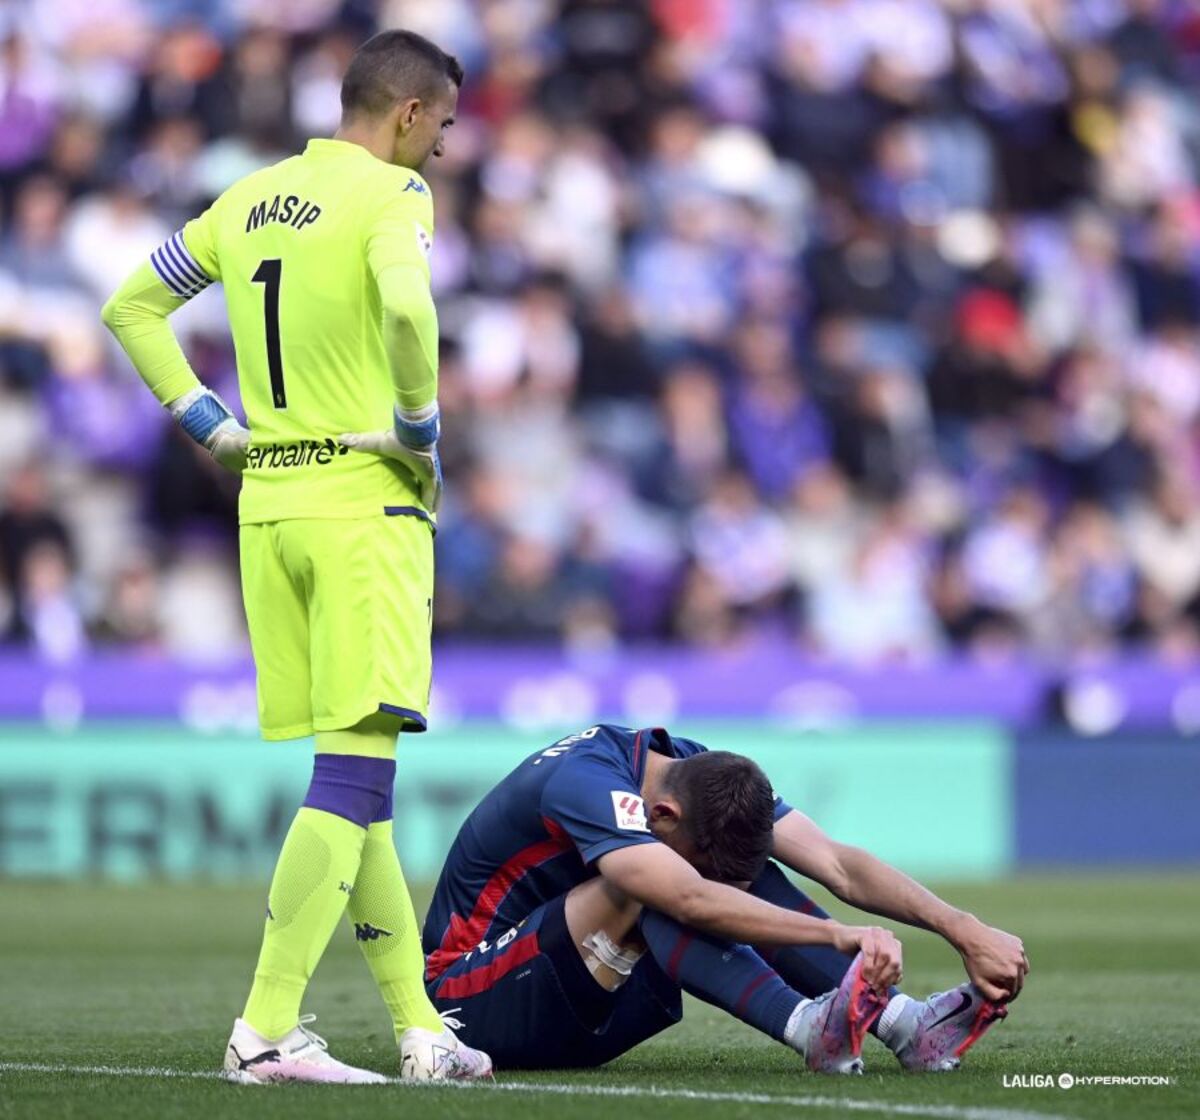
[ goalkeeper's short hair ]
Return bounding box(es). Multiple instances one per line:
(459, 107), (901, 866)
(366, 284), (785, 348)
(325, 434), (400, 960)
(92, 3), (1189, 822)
(341, 29), (464, 119)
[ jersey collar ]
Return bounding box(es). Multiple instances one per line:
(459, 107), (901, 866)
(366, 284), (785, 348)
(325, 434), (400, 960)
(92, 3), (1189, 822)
(304, 138), (376, 161)
(631, 727), (674, 787)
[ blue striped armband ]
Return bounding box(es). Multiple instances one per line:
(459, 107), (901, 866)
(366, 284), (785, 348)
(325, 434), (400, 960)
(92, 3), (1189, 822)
(150, 230), (214, 301)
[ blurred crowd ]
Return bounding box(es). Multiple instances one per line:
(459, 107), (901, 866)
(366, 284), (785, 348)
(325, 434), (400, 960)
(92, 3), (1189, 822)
(2, 0), (1200, 664)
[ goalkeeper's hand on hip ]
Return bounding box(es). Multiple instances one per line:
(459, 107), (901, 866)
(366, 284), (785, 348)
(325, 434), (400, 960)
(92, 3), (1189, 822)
(169, 387), (250, 474)
(339, 405), (443, 513)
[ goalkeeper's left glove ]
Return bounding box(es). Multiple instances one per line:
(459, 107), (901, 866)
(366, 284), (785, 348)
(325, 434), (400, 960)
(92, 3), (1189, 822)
(168, 386), (250, 474)
(339, 404), (443, 513)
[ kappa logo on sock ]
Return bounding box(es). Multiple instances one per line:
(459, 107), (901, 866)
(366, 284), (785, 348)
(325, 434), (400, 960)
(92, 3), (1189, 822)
(338, 881), (353, 895)
(354, 922), (394, 942)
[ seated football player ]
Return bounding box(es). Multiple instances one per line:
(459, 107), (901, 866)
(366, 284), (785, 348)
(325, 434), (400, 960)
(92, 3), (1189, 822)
(404, 724), (1028, 1073)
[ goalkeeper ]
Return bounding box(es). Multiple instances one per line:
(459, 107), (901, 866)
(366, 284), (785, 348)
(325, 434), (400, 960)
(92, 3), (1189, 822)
(101, 30), (491, 1084)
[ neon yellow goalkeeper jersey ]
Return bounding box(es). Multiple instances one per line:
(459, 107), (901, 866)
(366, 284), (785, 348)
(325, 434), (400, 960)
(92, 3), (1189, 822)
(166, 139), (437, 524)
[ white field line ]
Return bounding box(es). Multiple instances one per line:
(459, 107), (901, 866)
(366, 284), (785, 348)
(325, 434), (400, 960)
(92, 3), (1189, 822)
(0, 1061), (1072, 1120)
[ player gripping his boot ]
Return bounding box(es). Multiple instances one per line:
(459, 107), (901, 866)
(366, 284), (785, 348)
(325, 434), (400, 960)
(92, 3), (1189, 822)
(421, 724), (1028, 1073)
(101, 30), (490, 1085)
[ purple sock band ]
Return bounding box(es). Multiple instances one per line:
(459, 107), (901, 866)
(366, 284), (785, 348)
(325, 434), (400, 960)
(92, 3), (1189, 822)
(302, 754), (396, 829)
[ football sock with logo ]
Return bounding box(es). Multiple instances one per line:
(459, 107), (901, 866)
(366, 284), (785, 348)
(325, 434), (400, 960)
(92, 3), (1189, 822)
(241, 752), (394, 1040)
(639, 908), (802, 1044)
(314, 716), (444, 1036)
(748, 861), (900, 1037)
(347, 811), (445, 1037)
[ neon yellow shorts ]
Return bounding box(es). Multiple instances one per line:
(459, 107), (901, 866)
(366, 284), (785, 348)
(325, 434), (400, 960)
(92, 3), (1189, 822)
(239, 513), (434, 740)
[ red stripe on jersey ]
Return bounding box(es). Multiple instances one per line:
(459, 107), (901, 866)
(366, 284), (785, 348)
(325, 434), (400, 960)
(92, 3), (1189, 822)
(631, 729), (643, 779)
(434, 931), (541, 1001)
(426, 817), (572, 980)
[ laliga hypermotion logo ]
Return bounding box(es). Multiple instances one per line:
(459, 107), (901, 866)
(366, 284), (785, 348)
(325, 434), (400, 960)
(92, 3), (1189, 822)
(1001, 1072), (1174, 1089)
(611, 791), (649, 833)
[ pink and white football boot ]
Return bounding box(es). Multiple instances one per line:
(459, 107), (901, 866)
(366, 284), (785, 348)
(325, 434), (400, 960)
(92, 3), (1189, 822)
(223, 1015), (388, 1085)
(887, 983), (1008, 1072)
(786, 952), (888, 1074)
(399, 1009), (494, 1081)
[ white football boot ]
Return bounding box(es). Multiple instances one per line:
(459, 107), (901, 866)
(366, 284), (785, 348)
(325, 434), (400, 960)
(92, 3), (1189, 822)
(398, 1009), (494, 1081)
(223, 1014), (388, 1085)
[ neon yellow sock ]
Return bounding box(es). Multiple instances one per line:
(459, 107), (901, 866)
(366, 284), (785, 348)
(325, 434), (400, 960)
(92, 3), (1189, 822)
(242, 807), (367, 1040)
(348, 818), (445, 1036)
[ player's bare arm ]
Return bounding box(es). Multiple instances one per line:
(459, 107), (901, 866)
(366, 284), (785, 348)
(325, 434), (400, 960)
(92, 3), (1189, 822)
(772, 809), (1028, 1002)
(595, 841), (903, 993)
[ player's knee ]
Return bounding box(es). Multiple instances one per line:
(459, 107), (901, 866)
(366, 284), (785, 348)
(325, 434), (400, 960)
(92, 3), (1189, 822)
(354, 711), (405, 737)
(581, 929), (645, 992)
(314, 713), (400, 761)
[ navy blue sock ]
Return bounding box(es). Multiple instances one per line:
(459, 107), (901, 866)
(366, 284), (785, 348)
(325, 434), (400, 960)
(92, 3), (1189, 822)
(639, 908), (802, 1044)
(749, 861), (899, 1035)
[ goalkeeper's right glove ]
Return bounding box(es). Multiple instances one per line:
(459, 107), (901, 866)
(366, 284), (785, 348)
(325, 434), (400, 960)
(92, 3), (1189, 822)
(339, 404), (443, 513)
(168, 386), (250, 474)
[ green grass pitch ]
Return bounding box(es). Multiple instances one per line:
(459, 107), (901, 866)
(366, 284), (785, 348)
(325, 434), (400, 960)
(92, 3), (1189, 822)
(1, 874), (1196, 1120)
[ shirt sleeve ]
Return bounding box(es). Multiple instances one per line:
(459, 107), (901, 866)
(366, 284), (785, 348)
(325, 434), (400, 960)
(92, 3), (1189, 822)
(364, 172), (435, 281)
(101, 204), (226, 405)
(100, 258), (204, 407)
(180, 203), (221, 281)
(150, 211), (219, 298)
(363, 176), (439, 414)
(773, 794), (793, 822)
(541, 755), (659, 866)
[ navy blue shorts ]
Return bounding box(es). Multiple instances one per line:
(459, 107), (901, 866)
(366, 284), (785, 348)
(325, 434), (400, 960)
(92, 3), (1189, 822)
(425, 894), (682, 1069)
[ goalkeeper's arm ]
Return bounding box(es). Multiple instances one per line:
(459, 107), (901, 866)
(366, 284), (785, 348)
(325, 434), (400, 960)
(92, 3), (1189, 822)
(338, 259), (444, 512)
(100, 261), (248, 473)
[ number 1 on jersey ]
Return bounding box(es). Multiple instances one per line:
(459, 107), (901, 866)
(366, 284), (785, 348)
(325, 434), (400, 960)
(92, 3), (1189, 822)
(252, 258), (286, 409)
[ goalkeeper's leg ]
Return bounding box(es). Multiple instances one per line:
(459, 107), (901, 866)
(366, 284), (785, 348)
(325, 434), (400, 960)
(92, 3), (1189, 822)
(325, 714), (445, 1037)
(329, 715), (490, 1079)
(240, 728), (396, 1040)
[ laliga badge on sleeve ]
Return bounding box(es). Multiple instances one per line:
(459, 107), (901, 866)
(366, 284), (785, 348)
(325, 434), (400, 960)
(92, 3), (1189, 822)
(610, 791), (649, 833)
(414, 221), (433, 258)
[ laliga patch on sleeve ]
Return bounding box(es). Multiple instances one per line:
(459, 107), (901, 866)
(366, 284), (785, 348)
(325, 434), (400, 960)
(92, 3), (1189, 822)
(610, 791), (649, 833)
(414, 221), (433, 258)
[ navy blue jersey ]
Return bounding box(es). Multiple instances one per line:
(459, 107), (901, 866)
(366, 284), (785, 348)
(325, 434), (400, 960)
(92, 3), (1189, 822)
(423, 724), (792, 980)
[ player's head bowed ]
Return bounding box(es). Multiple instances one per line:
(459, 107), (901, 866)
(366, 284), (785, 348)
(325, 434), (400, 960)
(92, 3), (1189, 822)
(650, 751), (776, 884)
(340, 29), (462, 172)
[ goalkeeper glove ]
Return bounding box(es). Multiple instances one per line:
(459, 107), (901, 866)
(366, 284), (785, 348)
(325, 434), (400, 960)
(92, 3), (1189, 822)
(339, 404), (443, 513)
(168, 387), (250, 474)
